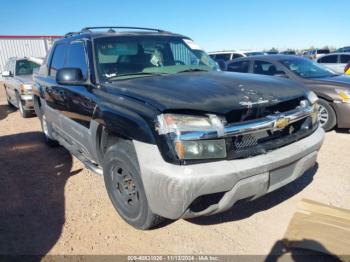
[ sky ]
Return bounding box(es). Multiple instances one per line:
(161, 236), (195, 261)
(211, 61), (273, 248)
(0, 0), (348, 52)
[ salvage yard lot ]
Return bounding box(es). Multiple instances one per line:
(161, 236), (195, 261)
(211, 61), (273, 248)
(0, 86), (349, 256)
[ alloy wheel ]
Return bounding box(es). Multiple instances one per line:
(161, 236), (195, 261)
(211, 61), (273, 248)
(318, 104), (329, 127)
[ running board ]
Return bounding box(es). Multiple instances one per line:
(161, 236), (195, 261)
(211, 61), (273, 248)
(53, 131), (103, 176)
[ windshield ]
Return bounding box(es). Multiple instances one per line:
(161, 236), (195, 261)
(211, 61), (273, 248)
(280, 58), (337, 78)
(93, 36), (217, 81)
(15, 60), (40, 76)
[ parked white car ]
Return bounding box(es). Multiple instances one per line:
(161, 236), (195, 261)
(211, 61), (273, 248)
(209, 50), (266, 62)
(316, 53), (350, 74)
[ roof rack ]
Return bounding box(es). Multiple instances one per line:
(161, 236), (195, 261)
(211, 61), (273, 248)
(64, 27), (172, 38)
(81, 26), (170, 33)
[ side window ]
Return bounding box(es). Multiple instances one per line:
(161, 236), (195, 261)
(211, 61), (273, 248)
(318, 55), (338, 64)
(231, 54), (243, 60)
(50, 44), (68, 77)
(215, 53), (231, 61)
(253, 60), (285, 76)
(227, 61), (250, 73)
(340, 55), (350, 64)
(65, 42), (88, 79)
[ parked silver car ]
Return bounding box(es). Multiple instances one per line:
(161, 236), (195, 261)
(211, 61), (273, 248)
(316, 53), (350, 74)
(1, 57), (40, 117)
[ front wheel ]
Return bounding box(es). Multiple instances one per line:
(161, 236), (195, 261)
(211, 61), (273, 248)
(16, 94), (32, 118)
(317, 99), (337, 132)
(103, 140), (163, 230)
(41, 114), (59, 147)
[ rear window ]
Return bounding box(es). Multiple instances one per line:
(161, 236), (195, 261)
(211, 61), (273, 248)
(340, 55), (350, 64)
(214, 53), (232, 61)
(227, 61), (250, 73)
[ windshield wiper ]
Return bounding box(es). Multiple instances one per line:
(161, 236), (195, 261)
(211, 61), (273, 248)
(176, 68), (210, 74)
(105, 72), (165, 80)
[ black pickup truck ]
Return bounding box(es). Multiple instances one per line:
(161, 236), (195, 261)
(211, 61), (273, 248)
(33, 27), (324, 229)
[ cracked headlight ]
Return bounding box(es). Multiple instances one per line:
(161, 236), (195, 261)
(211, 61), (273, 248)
(156, 113), (227, 160)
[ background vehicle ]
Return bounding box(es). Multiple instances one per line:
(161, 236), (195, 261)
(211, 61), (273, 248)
(280, 50), (296, 55)
(33, 27), (323, 230)
(209, 50), (265, 62)
(316, 53), (350, 74)
(265, 51), (279, 55)
(307, 49), (330, 60)
(336, 46), (350, 53)
(1, 57), (40, 117)
(226, 55), (350, 131)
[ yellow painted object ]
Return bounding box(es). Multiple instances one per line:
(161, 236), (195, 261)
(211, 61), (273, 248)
(346, 67), (350, 75)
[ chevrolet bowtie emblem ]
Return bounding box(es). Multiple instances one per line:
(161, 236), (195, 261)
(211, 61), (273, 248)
(275, 117), (290, 129)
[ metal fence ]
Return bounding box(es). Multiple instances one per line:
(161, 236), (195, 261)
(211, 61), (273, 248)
(0, 36), (61, 72)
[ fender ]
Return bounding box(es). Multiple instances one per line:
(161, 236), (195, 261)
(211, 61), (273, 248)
(92, 99), (159, 145)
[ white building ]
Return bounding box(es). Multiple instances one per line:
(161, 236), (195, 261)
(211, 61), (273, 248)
(0, 35), (61, 71)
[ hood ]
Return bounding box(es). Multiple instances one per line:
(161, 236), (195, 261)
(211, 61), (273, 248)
(105, 71), (307, 114)
(302, 75), (350, 90)
(16, 75), (34, 84)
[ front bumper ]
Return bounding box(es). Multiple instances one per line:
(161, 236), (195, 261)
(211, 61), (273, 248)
(333, 102), (350, 128)
(20, 94), (34, 110)
(134, 126), (325, 219)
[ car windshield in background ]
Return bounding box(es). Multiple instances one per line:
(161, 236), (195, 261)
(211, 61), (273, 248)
(281, 58), (336, 78)
(245, 52), (265, 56)
(93, 36), (217, 81)
(15, 60), (40, 76)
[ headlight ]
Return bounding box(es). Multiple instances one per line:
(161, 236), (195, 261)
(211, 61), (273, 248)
(157, 113), (227, 160)
(20, 84), (32, 94)
(307, 91), (318, 105)
(336, 89), (350, 103)
(175, 139), (227, 160)
(157, 113), (225, 134)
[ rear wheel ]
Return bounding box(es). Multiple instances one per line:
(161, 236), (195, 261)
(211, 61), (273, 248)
(103, 140), (163, 230)
(318, 99), (337, 131)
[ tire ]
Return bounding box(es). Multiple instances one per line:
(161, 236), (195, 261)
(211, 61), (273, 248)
(318, 99), (337, 132)
(40, 114), (59, 147)
(16, 93), (32, 118)
(103, 140), (163, 230)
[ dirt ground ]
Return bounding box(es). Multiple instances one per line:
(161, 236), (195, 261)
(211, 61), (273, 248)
(0, 85), (349, 257)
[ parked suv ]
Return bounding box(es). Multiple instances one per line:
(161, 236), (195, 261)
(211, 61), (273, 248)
(316, 53), (350, 74)
(2, 57), (40, 117)
(33, 27), (324, 229)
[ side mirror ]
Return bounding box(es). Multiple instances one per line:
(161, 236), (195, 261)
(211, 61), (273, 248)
(2, 71), (11, 77)
(216, 59), (227, 71)
(56, 68), (85, 85)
